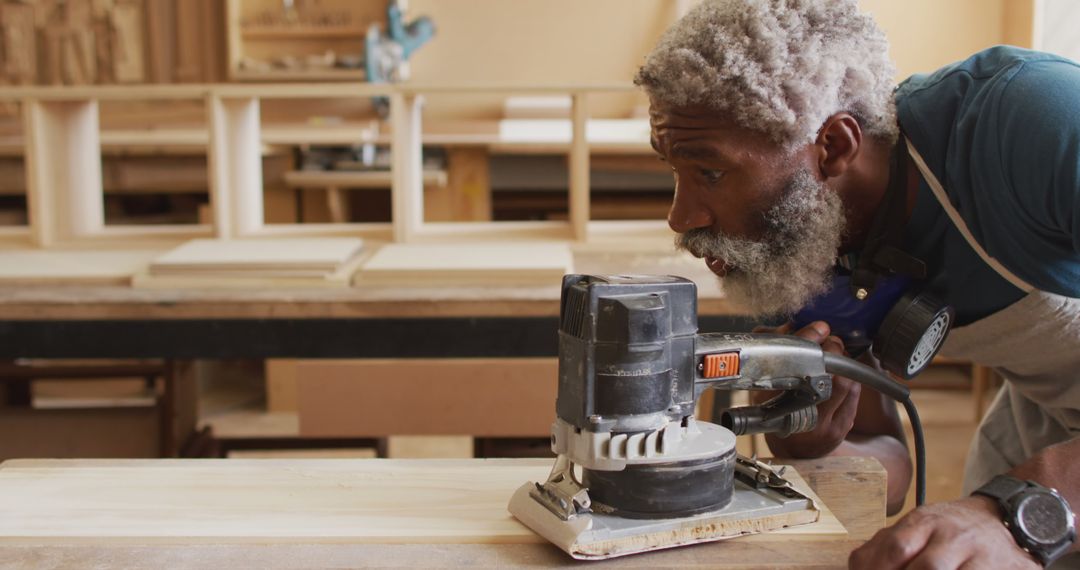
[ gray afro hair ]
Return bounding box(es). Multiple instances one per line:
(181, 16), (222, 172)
(636, 0), (898, 146)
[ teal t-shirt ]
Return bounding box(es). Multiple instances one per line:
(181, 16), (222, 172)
(895, 46), (1080, 326)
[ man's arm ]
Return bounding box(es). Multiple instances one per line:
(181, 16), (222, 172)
(755, 321), (913, 514)
(851, 437), (1079, 568)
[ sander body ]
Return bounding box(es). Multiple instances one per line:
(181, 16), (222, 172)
(507, 274), (895, 559)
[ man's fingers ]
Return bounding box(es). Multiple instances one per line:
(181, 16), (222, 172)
(753, 322), (794, 335)
(849, 519), (934, 570)
(812, 376), (861, 446)
(905, 538), (971, 570)
(822, 335), (845, 355)
(793, 321), (830, 343)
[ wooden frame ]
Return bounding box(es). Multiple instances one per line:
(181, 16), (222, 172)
(0, 82), (667, 249)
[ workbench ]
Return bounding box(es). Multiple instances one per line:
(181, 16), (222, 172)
(0, 251), (748, 359)
(0, 456), (884, 568)
(0, 251), (752, 456)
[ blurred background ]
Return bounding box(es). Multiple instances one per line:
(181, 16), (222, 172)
(0, 0), (1076, 523)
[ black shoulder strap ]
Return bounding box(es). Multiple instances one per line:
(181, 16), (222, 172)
(850, 136), (926, 298)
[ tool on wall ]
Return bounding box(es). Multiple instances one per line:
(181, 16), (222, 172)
(508, 274), (927, 560)
(364, 0), (435, 116)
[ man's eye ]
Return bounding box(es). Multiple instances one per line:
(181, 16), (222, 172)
(701, 169), (725, 184)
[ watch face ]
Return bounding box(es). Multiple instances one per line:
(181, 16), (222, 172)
(1016, 492), (1071, 546)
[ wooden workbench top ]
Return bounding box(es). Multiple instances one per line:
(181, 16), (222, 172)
(0, 251), (743, 320)
(0, 456), (884, 568)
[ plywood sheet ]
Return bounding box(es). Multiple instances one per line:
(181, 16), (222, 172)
(0, 249), (161, 285)
(354, 243), (572, 286)
(131, 257), (361, 289)
(298, 358), (558, 437)
(136, 238), (367, 288)
(0, 459), (842, 543)
(149, 237), (364, 274)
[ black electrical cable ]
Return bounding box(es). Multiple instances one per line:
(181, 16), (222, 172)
(901, 397), (927, 508)
(822, 353), (926, 507)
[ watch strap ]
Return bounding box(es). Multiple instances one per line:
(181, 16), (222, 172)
(973, 475), (1076, 568)
(973, 474), (1029, 504)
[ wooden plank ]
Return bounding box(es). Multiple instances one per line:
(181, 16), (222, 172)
(284, 169), (447, 190)
(298, 358), (559, 437)
(0, 408), (159, 461)
(224, 0), (243, 80)
(265, 359), (299, 413)
(173, 0), (217, 82)
(23, 100), (105, 247)
(148, 238), (364, 273)
(408, 221), (573, 243)
(0, 249), (738, 320)
(354, 242), (572, 286)
(110, 1), (147, 83)
(145, 0), (176, 83)
(207, 95), (263, 238)
(0, 4), (38, 85)
(0, 83), (638, 103)
(387, 436), (474, 459)
(424, 147), (491, 222)
(787, 456), (887, 542)
(581, 220), (677, 252)
(569, 92), (590, 241)
(0, 458), (850, 545)
(0, 249), (160, 285)
(390, 93), (424, 242)
(131, 257), (365, 289)
(0, 539), (866, 568)
(162, 360), (198, 457)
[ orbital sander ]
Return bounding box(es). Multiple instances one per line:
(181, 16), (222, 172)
(507, 274), (928, 560)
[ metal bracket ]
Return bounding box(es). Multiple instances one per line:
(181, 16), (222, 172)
(529, 454), (592, 521)
(734, 454), (808, 500)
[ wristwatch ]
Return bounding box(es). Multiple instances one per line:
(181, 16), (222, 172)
(973, 474), (1077, 567)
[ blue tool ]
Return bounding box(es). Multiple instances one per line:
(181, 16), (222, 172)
(793, 271), (912, 357)
(364, 0), (436, 85)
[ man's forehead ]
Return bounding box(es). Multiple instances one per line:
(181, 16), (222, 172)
(648, 103), (734, 130)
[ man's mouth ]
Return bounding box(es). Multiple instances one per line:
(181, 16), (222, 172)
(705, 255), (729, 277)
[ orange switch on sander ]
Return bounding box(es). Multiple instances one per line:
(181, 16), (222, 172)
(702, 352), (740, 379)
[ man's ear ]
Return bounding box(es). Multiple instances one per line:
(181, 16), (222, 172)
(815, 113), (862, 179)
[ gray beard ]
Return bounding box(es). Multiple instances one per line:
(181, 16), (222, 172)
(676, 169), (846, 318)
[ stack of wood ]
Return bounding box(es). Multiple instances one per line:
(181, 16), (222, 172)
(136, 237), (365, 288)
(0, 0), (147, 86)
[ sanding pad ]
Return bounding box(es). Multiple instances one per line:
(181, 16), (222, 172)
(507, 469), (821, 560)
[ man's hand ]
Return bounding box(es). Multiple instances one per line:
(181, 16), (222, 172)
(754, 321), (863, 458)
(849, 496), (1040, 569)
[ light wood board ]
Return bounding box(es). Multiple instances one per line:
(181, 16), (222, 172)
(0, 250), (740, 320)
(0, 458), (842, 544)
(297, 358), (559, 437)
(132, 254), (366, 290)
(149, 237), (364, 274)
(354, 243), (573, 286)
(0, 249), (162, 285)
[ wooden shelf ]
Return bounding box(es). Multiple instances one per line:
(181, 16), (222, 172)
(232, 68), (367, 82)
(240, 25), (367, 40)
(284, 169), (447, 189)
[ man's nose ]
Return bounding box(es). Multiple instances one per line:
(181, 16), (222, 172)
(667, 178), (715, 233)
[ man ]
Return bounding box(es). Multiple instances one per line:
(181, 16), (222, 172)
(636, 1), (1080, 568)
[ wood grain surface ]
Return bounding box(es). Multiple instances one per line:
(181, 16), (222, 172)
(0, 456), (882, 568)
(0, 250), (742, 319)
